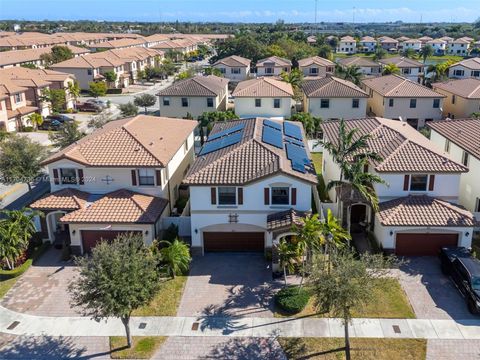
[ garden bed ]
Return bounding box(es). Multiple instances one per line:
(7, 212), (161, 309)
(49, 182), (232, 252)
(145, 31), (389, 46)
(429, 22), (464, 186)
(110, 336), (166, 359)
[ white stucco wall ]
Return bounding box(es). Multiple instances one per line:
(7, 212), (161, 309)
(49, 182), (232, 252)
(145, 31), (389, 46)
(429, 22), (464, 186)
(305, 97), (367, 120)
(159, 93), (226, 119)
(257, 66), (290, 77)
(448, 64), (480, 79)
(234, 97), (293, 118)
(212, 64), (250, 81)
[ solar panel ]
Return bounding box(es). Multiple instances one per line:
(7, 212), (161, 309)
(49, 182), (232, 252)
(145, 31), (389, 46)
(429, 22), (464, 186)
(207, 123), (245, 142)
(263, 119), (282, 131)
(284, 121), (303, 141)
(200, 130), (244, 155)
(284, 137), (305, 148)
(286, 142), (311, 167)
(292, 160), (306, 173)
(262, 126), (283, 149)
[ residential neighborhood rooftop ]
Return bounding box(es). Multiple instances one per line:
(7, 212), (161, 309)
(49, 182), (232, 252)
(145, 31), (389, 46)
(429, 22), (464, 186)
(432, 78), (480, 99)
(362, 74), (445, 98)
(256, 56), (292, 67)
(301, 76), (368, 98)
(298, 56), (335, 67)
(337, 56), (380, 68)
(450, 57), (480, 70)
(157, 75), (228, 97)
(213, 55), (251, 67)
(232, 77), (294, 97)
(378, 56), (423, 68)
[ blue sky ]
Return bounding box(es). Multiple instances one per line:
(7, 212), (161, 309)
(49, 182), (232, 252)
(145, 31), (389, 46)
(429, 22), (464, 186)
(0, 0), (478, 23)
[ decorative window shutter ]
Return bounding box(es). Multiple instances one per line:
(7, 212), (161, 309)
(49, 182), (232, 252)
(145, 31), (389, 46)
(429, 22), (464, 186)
(428, 175), (435, 191)
(131, 170), (137, 186)
(291, 188), (297, 205)
(211, 187), (217, 205)
(78, 169), (84, 185)
(264, 188), (270, 205)
(238, 188), (243, 205)
(403, 175), (410, 191)
(53, 169), (59, 185)
(156, 170), (162, 187)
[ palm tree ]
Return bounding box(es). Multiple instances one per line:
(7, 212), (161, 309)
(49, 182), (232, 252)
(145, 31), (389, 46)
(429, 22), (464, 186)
(67, 81), (80, 109)
(159, 238), (191, 278)
(280, 69), (304, 102)
(382, 63), (400, 75)
(336, 65), (362, 85)
(277, 239), (299, 286)
(420, 44), (434, 64)
(28, 113), (43, 130)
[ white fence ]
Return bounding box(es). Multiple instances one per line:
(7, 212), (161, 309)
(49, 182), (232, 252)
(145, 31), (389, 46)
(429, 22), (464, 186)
(162, 216), (191, 237)
(308, 139), (323, 153)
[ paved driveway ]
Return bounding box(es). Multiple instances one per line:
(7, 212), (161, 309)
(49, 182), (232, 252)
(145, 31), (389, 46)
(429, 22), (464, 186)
(177, 253), (281, 318)
(1, 248), (81, 316)
(395, 257), (478, 320)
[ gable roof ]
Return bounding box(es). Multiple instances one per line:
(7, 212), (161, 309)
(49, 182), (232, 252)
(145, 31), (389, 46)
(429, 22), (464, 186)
(0, 45), (90, 67)
(432, 78), (480, 99)
(157, 75), (228, 97)
(340, 36), (356, 42)
(50, 55), (124, 69)
(213, 55), (251, 67)
(232, 77), (294, 97)
(257, 56), (291, 67)
(337, 56), (380, 68)
(379, 36), (398, 43)
(183, 118), (317, 186)
(379, 56), (423, 68)
(298, 56), (335, 67)
(30, 188), (90, 211)
(418, 36), (434, 42)
(450, 57), (480, 70)
(360, 36), (376, 43)
(42, 115), (197, 167)
(427, 118), (480, 160)
(321, 117), (467, 173)
(362, 74), (444, 98)
(301, 76), (368, 98)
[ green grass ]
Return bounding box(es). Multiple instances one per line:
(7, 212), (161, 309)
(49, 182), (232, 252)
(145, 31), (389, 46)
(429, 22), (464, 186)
(311, 153), (323, 175)
(0, 277), (20, 299)
(109, 336), (166, 359)
(132, 275), (187, 316)
(275, 278), (415, 319)
(279, 337), (426, 360)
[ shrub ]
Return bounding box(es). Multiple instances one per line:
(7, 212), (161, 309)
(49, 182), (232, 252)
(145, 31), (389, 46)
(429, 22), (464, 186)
(106, 88), (122, 94)
(0, 242), (49, 279)
(163, 223), (179, 241)
(275, 285), (310, 314)
(22, 126), (34, 132)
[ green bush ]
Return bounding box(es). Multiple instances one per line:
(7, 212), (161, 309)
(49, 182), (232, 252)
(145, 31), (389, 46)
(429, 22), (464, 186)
(22, 126), (34, 132)
(0, 243), (50, 280)
(275, 285), (310, 314)
(163, 223), (179, 242)
(106, 88), (122, 94)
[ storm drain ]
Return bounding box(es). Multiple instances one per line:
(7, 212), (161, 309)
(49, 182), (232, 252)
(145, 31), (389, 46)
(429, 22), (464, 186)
(7, 321), (19, 330)
(191, 322), (199, 331)
(139, 322), (147, 329)
(392, 325), (401, 334)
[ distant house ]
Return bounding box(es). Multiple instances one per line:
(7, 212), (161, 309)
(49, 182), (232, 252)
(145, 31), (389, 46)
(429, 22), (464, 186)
(212, 55), (251, 81)
(402, 39), (422, 52)
(307, 35), (317, 45)
(432, 78), (480, 119)
(298, 56), (335, 77)
(337, 57), (382, 76)
(418, 36), (434, 45)
(301, 76), (368, 120)
(447, 38), (471, 56)
(362, 74), (445, 129)
(358, 36), (376, 53)
(439, 36), (454, 44)
(396, 36), (410, 51)
(232, 77), (294, 119)
(256, 56), (292, 77)
(427, 39), (447, 55)
(336, 36), (357, 54)
(378, 56), (424, 83)
(448, 58), (480, 79)
(0, 79), (39, 132)
(157, 75), (229, 119)
(378, 36), (398, 52)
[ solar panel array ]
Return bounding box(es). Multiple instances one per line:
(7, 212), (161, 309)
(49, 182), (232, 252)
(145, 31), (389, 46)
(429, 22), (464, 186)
(200, 123), (245, 155)
(208, 123), (245, 141)
(261, 119), (311, 174)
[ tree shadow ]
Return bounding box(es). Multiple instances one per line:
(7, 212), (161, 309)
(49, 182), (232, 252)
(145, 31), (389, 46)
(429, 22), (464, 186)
(0, 335), (86, 359)
(198, 304), (248, 335)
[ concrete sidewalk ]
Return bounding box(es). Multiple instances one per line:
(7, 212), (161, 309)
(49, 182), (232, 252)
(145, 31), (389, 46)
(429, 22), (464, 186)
(1, 306), (480, 340)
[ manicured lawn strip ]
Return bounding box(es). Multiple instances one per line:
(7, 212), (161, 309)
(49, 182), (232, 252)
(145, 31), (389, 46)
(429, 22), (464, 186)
(109, 336), (166, 359)
(0, 277), (20, 299)
(275, 278), (415, 319)
(279, 337), (426, 360)
(311, 153), (323, 175)
(132, 275), (187, 316)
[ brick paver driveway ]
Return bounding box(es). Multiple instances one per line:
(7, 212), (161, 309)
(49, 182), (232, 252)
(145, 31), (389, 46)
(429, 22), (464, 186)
(395, 257), (477, 320)
(1, 247), (81, 316)
(177, 253), (281, 318)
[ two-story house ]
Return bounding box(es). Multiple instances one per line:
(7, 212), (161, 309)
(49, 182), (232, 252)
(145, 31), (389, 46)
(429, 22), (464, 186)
(212, 55), (251, 82)
(256, 56), (292, 77)
(427, 39), (447, 55)
(183, 118), (317, 261)
(402, 39), (422, 52)
(358, 36), (377, 53)
(30, 115), (197, 254)
(232, 77), (294, 119)
(336, 36), (357, 54)
(448, 58), (480, 80)
(157, 75), (229, 119)
(337, 56), (382, 76)
(378, 56), (424, 83)
(447, 38), (471, 56)
(418, 36), (433, 45)
(378, 36), (398, 52)
(432, 78), (480, 119)
(322, 117), (476, 256)
(298, 56), (335, 78)
(301, 76), (368, 120)
(428, 118), (480, 220)
(362, 74), (445, 129)
(0, 79), (39, 132)
(396, 36), (410, 52)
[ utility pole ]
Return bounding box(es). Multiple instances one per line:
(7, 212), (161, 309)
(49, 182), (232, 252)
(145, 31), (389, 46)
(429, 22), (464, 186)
(314, 0), (318, 34)
(353, 7), (356, 25)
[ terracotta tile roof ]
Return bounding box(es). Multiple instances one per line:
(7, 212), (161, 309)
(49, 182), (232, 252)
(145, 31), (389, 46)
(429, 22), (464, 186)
(427, 39), (447, 45)
(30, 188), (90, 211)
(301, 76), (368, 98)
(267, 208), (311, 231)
(362, 74), (444, 98)
(452, 38), (471, 44)
(433, 78), (480, 99)
(50, 55), (125, 69)
(360, 36), (376, 42)
(42, 115), (197, 167)
(7, 106), (38, 119)
(0, 70), (51, 88)
(337, 56), (380, 68)
(157, 75), (228, 97)
(427, 118), (480, 160)
(232, 77), (294, 97)
(450, 57), (480, 70)
(405, 39), (422, 44)
(0, 45), (90, 67)
(94, 37), (147, 49)
(378, 195), (476, 227)
(340, 36), (356, 42)
(184, 118), (317, 186)
(379, 36), (398, 43)
(60, 189), (168, 224)
(0, 79), (28, 95)
(257, 56), (292, 67)
(298, 56), (334, 67)
(321, 117), (467, 173)
(418, 36), (434, 42)
(439, 36), (454, 42)
(379, 56), (423, 68)
(397, 36), (411, 42)
(213, 55), (251, 67)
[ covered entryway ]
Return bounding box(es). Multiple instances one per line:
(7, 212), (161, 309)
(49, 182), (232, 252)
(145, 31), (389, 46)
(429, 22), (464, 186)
(395, 233), (458, 256)
(81, 230), (141, 253)
(203, 232), (264, 252)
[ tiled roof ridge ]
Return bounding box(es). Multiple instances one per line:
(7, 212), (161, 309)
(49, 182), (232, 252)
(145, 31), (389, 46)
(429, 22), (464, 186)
(376, 137), (409, 168)
(383, 75), (409, 96)
(468, 83), (480, 98)
(122, 120), (165, 167)
(191, 76), (221, 95)
(433, 196), (474, 219)
(121, 190), (157, 221)
(404, 138), (464, 170)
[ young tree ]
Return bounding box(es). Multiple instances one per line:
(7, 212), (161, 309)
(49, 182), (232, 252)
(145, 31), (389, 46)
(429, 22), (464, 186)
(280, 68), (304, 102)
(382, 63), (400, 75)
(310, 251), (394, 360)
(40, 45), (74, 66)
(403, 47), (416, 59)
(49, 121), (85, 149)
(277, 239), (299, 286)
(289, 112), (322, 138)
(373, 47), (387, 61)
(335, 65), (362, 85)
(133, 94), (156, 114)
(203, 67), (223, 77)
(317, 44), (333, 60)
(41, 88), (66, 113)
(119, 102), (138, 117)
(420, 44), (434, 63)
(69, 233), (160, 348)
(28, 113), (43, 129)
(197, 110), (239, 144)
(103, 71), (117, 88)
(67, 81), (80, 107)
(0, 135), (47, 192)
(88, 82), (107, 98)
(159, 238), (192, 279)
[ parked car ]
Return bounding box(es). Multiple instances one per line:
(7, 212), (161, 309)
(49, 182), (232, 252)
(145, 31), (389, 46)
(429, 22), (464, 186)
(76, 102), (102, 112)
(440, 247), (480, 314)
(38, 118), (62, 131)
(46, 114), (74, 123)
(86, 99), (108, 108)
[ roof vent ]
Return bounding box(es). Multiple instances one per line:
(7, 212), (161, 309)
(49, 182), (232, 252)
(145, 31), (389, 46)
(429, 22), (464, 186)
(134, 147), (140, 152)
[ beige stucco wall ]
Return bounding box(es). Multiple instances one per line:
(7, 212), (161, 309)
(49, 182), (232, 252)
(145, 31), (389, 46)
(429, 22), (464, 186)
(159, 94), (224, 119)
(433, 87), (480, 118)
(300, 64), (329, 77)
(212, 64), (250, 81)
(52, 67), (97, 90)
(257, 65), (290, 77)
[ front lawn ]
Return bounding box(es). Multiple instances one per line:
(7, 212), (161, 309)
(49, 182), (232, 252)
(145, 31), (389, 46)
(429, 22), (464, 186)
(275, 278), (415, 319)
(132, 275), (187, 316)
(109, 336), (166, 359)
(0, 277), (19, 299)
(311, 153), (323, 175)
(279, 337), (426, 360)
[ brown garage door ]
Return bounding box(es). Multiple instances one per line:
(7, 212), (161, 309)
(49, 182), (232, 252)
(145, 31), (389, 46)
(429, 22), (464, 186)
(395, 233), (458, 256)
(203, 232), (264, 252)
(81, 230), (141, 253)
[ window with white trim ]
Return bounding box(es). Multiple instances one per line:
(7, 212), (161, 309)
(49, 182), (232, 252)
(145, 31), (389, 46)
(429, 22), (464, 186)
(14, 93), (22, 103)
(138, 168), (155, 186)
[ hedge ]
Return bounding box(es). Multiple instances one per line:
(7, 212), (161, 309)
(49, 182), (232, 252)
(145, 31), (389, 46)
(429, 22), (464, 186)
(106, 88), (122, 94)
(0, 243), (50, 280)
(275, 285), (310, 314)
